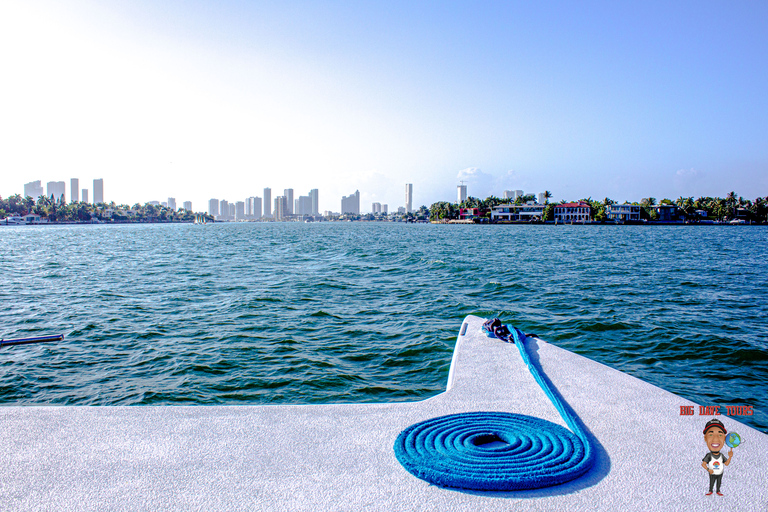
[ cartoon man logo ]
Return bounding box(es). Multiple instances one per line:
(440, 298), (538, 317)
(701, 418), (733, 496)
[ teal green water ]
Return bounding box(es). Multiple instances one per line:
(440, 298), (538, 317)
(1, 223), (766, 433)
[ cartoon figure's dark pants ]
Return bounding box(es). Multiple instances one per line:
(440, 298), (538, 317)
(708, 473), (723, 492)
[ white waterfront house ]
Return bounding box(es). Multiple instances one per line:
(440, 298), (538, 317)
(491, 202), (546, 222)
(23, 214), (46, 224)
(606, 204), (641, 222)
(554, 201), (591, 223)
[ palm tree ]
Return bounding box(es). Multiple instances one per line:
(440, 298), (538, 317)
(544, 191), (552, 204)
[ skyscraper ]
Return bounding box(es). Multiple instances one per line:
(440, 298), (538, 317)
(252, 197), (262, 219)
(208, 198), (219, 217)
(341, 190), (360, 215)
(82, 189), (88, 203)
(458, 184), (467, 203)
(263, 188), (272, 218)
(183, 201), (192, 211)
(296, 195), (312, 216)
(310, 189), (319, 215)
(168, 198), (176, 211)
(47, 181), (66, 203)
(23, 181), (44, 200)
(236, 201), (245, 221)
(405, 183), (413, 213)
(220, 200), (230, 220)
(284, 188), (294, 215)
(274, 196), (287, 220)
(246, 197), (257, 218)
(71, 178), (79, 202)
(93, 179), (104, 204)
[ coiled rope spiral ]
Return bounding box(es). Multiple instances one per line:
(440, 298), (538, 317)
(394, 324), (594, 491)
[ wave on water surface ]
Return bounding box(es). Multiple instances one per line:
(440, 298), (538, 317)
(0, 222), (766, 432)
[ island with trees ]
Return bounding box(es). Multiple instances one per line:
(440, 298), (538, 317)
(428, 192), (768, 224)
(0, 194), (212, 224)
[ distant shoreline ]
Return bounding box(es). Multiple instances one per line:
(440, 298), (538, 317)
(3, 219), (765, 227)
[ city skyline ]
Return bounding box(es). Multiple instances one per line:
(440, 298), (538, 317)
(1, 1), (767, 211)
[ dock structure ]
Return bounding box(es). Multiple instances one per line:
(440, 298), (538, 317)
(1, 315), (766, 510)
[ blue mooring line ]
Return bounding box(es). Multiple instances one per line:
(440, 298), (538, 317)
(393, 323), (594, 491)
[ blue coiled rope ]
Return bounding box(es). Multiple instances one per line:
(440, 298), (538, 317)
(394, 323), (594, 491)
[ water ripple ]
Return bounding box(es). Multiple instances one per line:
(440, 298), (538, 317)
(0, 223), (766, 432)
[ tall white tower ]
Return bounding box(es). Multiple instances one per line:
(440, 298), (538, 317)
(458, 184), (467, 203)
(405, 183), (413, 213)
(310, 189), (319, 215)
(263, 188), (272, 217)
(71, 179), (79, 202)
(284, 189), (294, 215)
(93, 179), (104, 204)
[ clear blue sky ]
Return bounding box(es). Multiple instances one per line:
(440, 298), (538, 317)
(1, 0), (766, 212)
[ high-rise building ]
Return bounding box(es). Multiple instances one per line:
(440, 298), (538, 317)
(341, 190), (360, 215)
(274, 196), (287, 220)
(458, 184), (467, 203)
(71, 179), (79, 202)
(168, 198), (176, 211)
(183, 201), (192, 211)
(382, 204), (388, 214)
(229, 203), (235, 219)
(538, 192), (546, 204)
(219, 200), (229, 220)
(24, 181), (44, 200)
(93, 179), (104, 204)
(284, 189), (294, 215)
(209, 198), (219, 217)
(263, 188), (272, 218)
(236, 201), (245, 221)
(82, 189), (88, 203)
(251, 197), (262, 219)
(246, 197), (258, 218)
(309, 189), (319, 215)
(47, 181), (66, 203)
(372, 202), (382, 214)
(296, 195), (312, 216)
(405, 183), (413, 213)
(514, 190), (524, 200)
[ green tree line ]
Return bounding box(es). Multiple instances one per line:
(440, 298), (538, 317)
(0, 194), (209, 223)
(429, 192), (768, 223)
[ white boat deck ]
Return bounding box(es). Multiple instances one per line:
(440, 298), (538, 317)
(1, 315), (766, 511)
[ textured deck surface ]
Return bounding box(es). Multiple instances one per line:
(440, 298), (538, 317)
(1, 315), (766, 511)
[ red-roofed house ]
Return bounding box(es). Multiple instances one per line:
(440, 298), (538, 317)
(554, 201), (592, 223)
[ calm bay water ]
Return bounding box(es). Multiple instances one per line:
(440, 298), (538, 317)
(1, 222), (766, 432)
